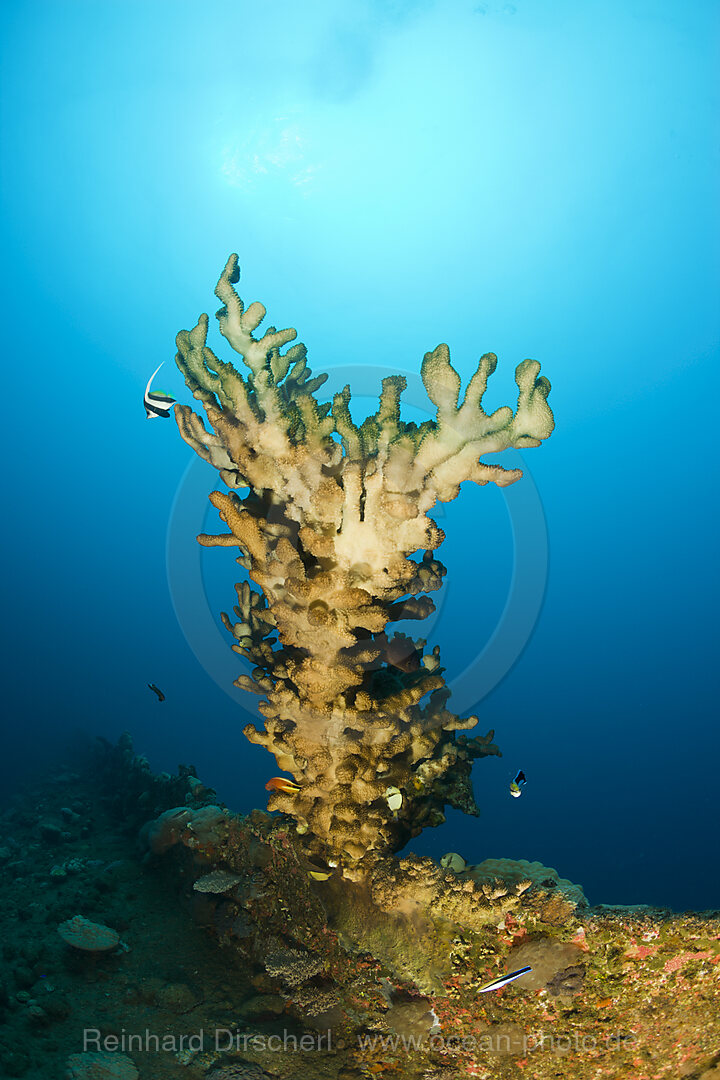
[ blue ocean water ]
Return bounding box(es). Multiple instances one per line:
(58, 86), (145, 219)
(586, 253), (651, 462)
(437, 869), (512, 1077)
(1, 0), (717, 912)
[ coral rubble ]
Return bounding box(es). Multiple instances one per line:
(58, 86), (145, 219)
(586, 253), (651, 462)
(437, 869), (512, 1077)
(0, 734), (718, 1080)
(173, 254), (554, 873)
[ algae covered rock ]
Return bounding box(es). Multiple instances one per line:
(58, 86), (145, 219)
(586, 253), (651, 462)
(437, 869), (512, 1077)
(143, 804), (228, 855)
(58, 916), (120, 952)
(143, 806), (194, 854)
(156, 982), (202, 1014)
(205, 1064), (269, 1079)
(193, 869), (243, 894)
(65, 1052), (139, 1079)
(506, 936), (586, 992)
(239, 993), (286, 1019)
(385, 995), (438, 1044)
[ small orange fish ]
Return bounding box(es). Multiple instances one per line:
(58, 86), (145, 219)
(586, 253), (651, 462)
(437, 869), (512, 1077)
(265, 777), (301, 795)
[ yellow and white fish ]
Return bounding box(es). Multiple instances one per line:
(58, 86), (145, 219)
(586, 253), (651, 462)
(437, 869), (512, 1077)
(510, 770), (527, 798)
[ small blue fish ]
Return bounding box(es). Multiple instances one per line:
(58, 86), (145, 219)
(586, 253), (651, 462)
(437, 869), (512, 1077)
(478, 965), (532, 993)
(144, 363), (177, 419)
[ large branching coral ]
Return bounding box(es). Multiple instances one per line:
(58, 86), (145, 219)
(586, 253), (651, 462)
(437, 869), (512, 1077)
(173, 254), (554, 877)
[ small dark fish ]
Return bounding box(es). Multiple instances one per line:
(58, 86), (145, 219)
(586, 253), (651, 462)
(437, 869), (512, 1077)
(510, 770), (527, 798)
(385, 634), (421, 673)
(148, 683), (165, 702)
(478, 965), (532, 993)
(144, 363), (177, 419)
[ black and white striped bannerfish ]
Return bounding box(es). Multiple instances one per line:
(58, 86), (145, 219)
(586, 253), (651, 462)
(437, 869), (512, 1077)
(477, 966), (532, 993)
(144, 363), (177, 419)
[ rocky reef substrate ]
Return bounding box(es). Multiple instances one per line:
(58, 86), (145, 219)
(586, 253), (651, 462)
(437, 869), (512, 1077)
(0, 734), (718, 1080)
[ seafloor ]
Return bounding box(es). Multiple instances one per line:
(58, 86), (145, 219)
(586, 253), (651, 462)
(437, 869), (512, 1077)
(0, 735), (717, 1080)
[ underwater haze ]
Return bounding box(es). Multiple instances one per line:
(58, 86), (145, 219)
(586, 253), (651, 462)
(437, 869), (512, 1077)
(1, 0), (718, 912)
